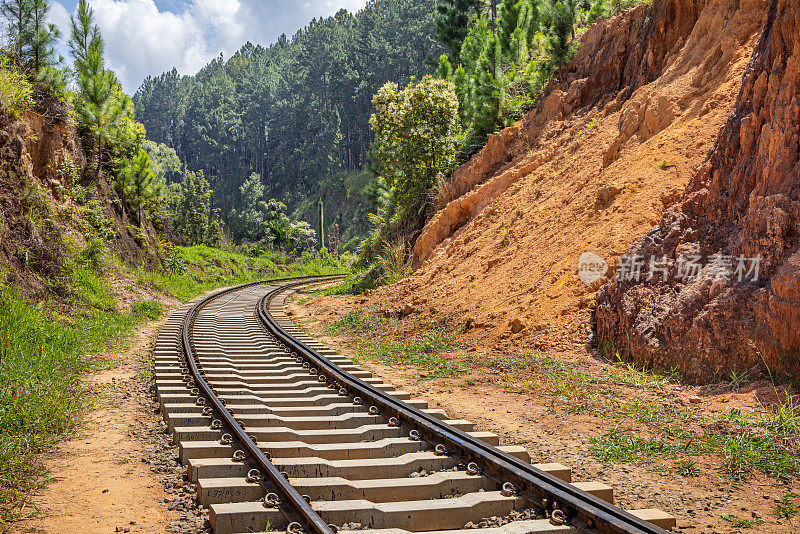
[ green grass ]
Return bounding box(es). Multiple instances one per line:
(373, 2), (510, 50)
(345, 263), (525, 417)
(587, 400), (800, 482)
(589, 428), (676, 464)
(605, 357), (676, 389)
(773, 494), (798, 520)
(360, 328), (459, 379)
(0, 286), (141, 522)
(68, 263), (116, 311)
(320, 265), (374, 296)
(131, 300), (164, 320)
(323, 309), (459, 379)
(324, 308), (390, 336)
(675, 459), (700, 477)
(706, 430), (800, 481)
(721, 515), (764, 528)
(138, 246), (345, 302)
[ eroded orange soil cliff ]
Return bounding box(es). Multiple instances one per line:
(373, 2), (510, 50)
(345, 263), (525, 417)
(368, 0), (770, 363)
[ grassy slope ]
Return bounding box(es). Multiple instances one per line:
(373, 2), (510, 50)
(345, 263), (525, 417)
(138, 245), (343, 302)
(0, 245), (345, 523)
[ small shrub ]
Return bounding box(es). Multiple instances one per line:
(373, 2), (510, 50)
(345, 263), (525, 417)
(56, 156), (80, 188)
(0, 58), (33, 118)
(83, 198), (115, 241)
(68, 185), (90, 205)
(79, 237), (108, 272)
(656, 160), (675, 170)
(165, 250), (188, 273)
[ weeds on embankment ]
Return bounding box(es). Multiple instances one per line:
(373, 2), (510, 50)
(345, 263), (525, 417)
(325, 308), (460, 379)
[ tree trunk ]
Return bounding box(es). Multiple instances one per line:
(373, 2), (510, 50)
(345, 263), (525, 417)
(95, 134), (102, 182)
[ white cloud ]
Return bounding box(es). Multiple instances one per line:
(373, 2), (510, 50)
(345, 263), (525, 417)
(52, 0), (368, 92)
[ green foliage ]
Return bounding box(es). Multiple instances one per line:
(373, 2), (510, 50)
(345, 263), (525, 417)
(448, 1), (550, 153)
(67, 184), (89, 204)
(56, 154), (80, 187)
(317, 200), (325, 250)
(27, 0), (60, 74)
(142, 139), (181, 184)
(0, 56), (32, 118)
(78, 235), (108, 272)
(137, 245), (344, 302)
(228, 173), (317, 253)
(81, 194), (115, 241)
(1, 0), (62, 77)
(172, 169), (221, 246)
(366, 75), (461, 260)
(133, 0), (445, 246)
(117, 148), (162, 225)
(68, 0), (99, 74)
(228, 173), (267, 241)
(544, 0), (579, 67)
(435, 0), (484, 61)
(69, 2), (136, 182)
(586, 0), (607, 23)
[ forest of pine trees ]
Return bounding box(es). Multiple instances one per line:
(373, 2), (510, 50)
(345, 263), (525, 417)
(133, 0), (445, 250)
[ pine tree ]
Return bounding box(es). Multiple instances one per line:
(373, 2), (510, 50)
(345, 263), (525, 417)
(545, 0), (577, 67)
(1, 0), (61, 77)
(0, 0), (33, 64)
(28, 0), (59, 75)
(435, 0), (484, 62)
(472, 38), (501, 141)
(497, 0), (538, 57)
(437, 54), (453, 80)
(119, 149), (161, 225)
(176, 169), (217, 245)
(318, 199), (325, 251)
(70, 11), (132, 182)
(69, 0), (101, 74)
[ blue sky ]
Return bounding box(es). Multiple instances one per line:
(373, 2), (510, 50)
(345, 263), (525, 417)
(49, 0), (368, 92)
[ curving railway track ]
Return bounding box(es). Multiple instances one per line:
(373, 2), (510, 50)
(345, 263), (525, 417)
(153, 276), (677, 534)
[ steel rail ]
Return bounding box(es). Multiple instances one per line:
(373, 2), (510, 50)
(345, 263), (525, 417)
(258, 279), (671, 534)
(180, 275), (342, 534)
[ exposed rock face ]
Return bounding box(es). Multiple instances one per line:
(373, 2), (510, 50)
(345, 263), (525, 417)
(597, 0), (800, 381)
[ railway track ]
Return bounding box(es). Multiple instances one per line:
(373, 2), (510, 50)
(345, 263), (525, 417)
(153, 276), (677, 534)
